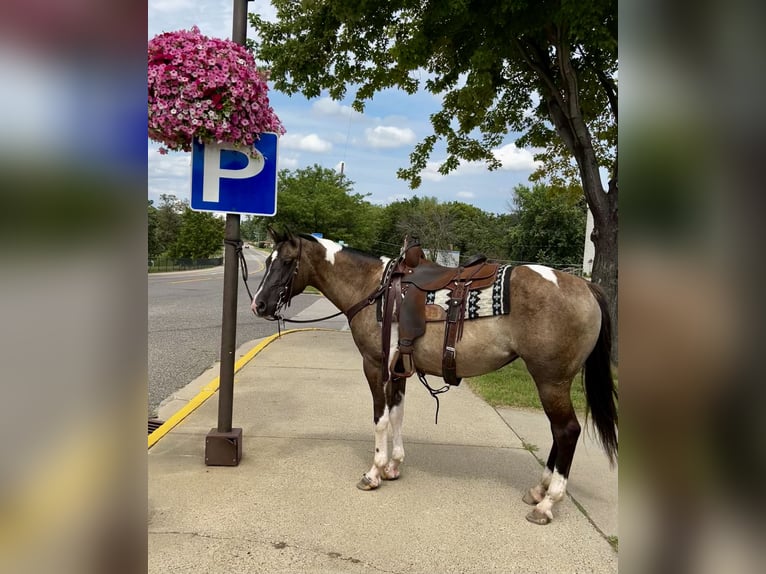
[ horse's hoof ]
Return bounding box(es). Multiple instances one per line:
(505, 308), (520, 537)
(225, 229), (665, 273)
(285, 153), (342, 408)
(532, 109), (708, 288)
(525, 509), (552, 525)
(522, 490), (539, 506)
(382, 465), (400, 480)
(356, 474), (379, 491)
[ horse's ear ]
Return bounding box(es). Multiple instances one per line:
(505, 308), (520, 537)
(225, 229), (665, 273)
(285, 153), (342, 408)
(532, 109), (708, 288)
(267, 225), (290, 244)
(283, 226), (296, 244)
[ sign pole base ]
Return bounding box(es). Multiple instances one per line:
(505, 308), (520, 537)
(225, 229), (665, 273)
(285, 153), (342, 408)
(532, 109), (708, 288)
(204, 427), (243, 466)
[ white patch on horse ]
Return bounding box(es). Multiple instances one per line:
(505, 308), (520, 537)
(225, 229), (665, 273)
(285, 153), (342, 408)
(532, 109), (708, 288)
(535, 469), (568, 520)
(362, 404), (391, 488)
(316, 237), (343, 264)
(525, 264), (559, 286)
(252, 251), (278, 304)
(386, 400), (405, 478)
(388, 324), (399, 376)
(528, 466), (553, 503)
(380, 256), (391, 265)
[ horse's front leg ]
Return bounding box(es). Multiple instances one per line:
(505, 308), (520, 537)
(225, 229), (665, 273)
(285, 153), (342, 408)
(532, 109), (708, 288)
(357, 357), (389, 490)
(382, 376), (406, 480)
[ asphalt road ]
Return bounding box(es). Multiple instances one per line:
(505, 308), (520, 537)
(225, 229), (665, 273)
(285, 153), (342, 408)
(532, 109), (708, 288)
(148, 248), (315, 417)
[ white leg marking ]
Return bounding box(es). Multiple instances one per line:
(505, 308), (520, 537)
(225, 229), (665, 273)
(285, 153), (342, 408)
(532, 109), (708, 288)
(535, 469), (568, 520)
(528, 466), (553, 503)
(389, 401), (405, 463)
(316, 237), (343, 264)
(362, 405), (390, 488)
(384, 399), (405, 479)
(524, 264), (559, 286)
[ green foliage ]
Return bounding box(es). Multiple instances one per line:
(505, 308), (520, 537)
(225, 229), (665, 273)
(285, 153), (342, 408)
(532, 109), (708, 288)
(153, 193), (185, 255)
(508, 183), (586, 265)
(167, 207), (224, 259)
(251, 0), (616, 188)
(147, 200), (163, 259)
(375, 197), (519, 261)
(258, 164), (381, 250)
(446, 202), (517, 260)
(240, 215), (267, 242)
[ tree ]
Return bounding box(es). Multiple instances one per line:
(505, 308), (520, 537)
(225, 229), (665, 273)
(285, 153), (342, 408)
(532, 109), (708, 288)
(508, 183), (586, 266)
(168, 207), (225, 259)
(241, 216), (267, 243)
(148, 200), (162, 259)
(377, 196), (516, 262)
(154, 193), (185, 255)
(252, 0), (618, 356)
(445, 202), (517, 261)
(260, 164), (380, 250)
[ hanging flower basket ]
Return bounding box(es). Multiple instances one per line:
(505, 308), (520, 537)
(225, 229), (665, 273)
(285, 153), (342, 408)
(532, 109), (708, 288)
(148, 26), (285, 155)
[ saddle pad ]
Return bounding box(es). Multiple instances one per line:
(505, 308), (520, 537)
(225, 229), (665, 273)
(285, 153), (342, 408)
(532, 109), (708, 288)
(425, 264), (513, 319)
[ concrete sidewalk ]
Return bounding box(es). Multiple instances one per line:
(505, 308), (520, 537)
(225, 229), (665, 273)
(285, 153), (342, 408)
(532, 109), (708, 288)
(149, 297), (618, 573)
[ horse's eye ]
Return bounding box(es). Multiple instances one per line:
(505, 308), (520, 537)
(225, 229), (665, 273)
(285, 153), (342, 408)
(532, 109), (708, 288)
(282, 259), (292, 267)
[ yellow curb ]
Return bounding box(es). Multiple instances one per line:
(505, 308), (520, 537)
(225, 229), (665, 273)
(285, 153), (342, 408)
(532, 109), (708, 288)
(148, 328), (336, 449)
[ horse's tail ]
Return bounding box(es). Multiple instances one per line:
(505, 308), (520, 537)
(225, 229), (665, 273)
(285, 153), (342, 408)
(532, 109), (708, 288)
(584, 282), (618, 466)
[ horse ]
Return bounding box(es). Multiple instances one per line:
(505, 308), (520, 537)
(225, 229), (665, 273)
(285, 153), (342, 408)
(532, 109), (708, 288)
(252, 229), (617, 525)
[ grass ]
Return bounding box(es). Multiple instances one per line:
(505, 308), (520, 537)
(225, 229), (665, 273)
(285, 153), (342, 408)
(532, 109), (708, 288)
(465, 360), (588, 412)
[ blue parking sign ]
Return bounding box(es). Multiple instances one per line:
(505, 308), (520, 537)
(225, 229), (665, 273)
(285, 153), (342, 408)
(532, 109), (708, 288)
(190, 132), (278, 215)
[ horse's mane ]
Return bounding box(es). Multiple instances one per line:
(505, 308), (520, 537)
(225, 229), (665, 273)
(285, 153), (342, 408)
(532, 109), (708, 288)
(297, 233), (384, 265)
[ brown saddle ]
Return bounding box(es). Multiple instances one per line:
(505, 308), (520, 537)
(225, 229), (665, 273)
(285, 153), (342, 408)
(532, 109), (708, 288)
(386, 237), (500, 386)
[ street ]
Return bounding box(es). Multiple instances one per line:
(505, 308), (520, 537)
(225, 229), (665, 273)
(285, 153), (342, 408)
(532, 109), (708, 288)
(148, 248), (316, 417)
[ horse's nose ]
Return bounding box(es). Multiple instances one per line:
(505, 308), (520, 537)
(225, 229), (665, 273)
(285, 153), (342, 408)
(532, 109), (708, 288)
(253, 299), (266, 316)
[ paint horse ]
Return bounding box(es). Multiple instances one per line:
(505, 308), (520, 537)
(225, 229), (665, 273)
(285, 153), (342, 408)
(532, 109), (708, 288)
(253, 229), (617, 525)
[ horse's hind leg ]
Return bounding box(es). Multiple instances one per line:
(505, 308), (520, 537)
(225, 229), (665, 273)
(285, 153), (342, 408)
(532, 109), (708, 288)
(382, 376), (406, 480)
(357, 357), (389, 491)
(525, 377), (581, 525)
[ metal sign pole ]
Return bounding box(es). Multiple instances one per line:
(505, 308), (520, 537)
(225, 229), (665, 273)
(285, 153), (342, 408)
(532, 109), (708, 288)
(204, 0), (252, 466)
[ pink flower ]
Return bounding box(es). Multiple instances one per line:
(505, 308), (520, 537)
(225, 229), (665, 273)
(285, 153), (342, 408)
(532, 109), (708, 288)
(147, 26), (285, 154)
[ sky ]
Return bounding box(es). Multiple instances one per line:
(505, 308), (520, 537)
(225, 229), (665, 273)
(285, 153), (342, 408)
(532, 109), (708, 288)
(147, 0), (543, 216)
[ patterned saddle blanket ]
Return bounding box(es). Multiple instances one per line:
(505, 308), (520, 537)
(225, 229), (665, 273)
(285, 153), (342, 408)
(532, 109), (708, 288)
(425, 264), (513, 319)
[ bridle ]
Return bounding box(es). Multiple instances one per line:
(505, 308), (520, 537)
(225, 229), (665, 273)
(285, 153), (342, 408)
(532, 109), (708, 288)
(254, 238), (349, 326)
(261, 238), (302, 321)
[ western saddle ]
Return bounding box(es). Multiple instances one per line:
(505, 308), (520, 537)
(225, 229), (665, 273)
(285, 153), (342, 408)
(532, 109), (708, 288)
(349, 235), (500, 386)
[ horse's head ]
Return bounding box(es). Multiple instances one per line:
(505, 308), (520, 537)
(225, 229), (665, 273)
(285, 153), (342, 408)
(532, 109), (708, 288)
(252, 227), (309, 319)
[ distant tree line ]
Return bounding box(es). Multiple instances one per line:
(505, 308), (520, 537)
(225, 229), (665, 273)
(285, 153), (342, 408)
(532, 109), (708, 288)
(148, 194), (224, 260)
(242, 164), (586, 268)
(149, 164), (585, 268)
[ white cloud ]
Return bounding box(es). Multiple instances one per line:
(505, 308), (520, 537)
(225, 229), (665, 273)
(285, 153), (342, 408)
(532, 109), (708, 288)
(457, 191), (476, 199)
(280, 133), (332, 153)
(148, 149), (190, 180)
(422, 161), (446, 182)
(492, 143), (542, 171)
(421, 144), (540, 181)
(312, 97), (363, 119)
(364, 126), (417, 148)
(278, 155), (299, 169)
(150, 0), (195, 14)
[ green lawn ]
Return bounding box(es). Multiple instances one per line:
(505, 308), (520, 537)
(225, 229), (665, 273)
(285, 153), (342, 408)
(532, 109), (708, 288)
(466, 360), (588, 412)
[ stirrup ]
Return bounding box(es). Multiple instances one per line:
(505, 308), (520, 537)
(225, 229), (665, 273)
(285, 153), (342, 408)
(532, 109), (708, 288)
(390, 350), (415, 378)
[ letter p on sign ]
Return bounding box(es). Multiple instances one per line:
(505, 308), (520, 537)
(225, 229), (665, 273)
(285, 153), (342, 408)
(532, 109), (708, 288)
(190, 133), (278, 215)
